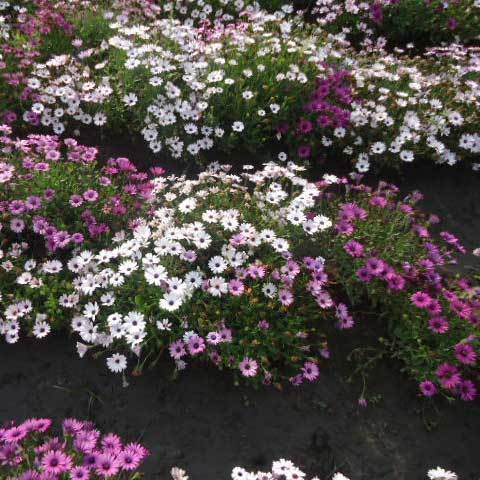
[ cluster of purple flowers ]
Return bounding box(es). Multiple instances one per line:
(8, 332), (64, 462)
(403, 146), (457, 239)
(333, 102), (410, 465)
(331, 178), (479, 401)
(0, 125), (157, 252)
(166, 256), (333, 386)
(0, 418), (148, 479)
(0, 0), (75, 125)
(281, 69), (353, 161)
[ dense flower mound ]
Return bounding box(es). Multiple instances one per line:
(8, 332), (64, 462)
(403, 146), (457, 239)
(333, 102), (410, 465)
(170, 459), (459, 480)
(2, 162), (478, 399)
(0, 417), (148, 479)
(21, 5), (324, 157)
(0, 0), (78, 124)
(0, 0), (478, 172)
(286, 44), (480, 171)
(0, 124), (157, 253)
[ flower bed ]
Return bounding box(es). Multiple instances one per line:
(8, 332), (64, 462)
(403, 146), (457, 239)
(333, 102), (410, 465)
(2, 161), (477, 400)
(0, 0), (477, 172)
(0, 125), (156, 253)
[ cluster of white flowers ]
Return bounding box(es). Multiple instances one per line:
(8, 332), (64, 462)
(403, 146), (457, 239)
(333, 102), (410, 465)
(0, 161), (336, 375)
(344, 46), (480, 172)
(23, 1), (343, 158)
(170, 459), (459, 480)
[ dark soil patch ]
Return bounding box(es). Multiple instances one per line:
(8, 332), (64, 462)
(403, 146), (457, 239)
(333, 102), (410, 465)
(1, 335), (479, 480)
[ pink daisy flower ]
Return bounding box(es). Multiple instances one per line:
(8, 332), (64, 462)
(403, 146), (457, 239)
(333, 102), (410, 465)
(454, 343), (477, 365)
(83, 189), (99, 202)
(428, 316), (449, 334)
(187, 335), (206, 355)
(169, 340), (186, 360)
(302, 362), (319, 382)
(239, 357), (258, 378)
(70, 466), (90, 479)
(95, 453), (120, 477)
(2, 425), (28, 444)
(41, 450), (73, 475)
(419, 380), (437, 397)
(410, 291), (432, 309)
(458, 380), (477, 401)
(228, 279), (245, 296)
(436, 363), (461, 390)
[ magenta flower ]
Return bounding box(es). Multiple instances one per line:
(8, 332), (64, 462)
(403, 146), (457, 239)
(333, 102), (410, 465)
(101, 433), (122, 451)
(228, 279), (245, 296)
(219, 328), (233, 343)
(187, 335), (206, 355)
(385, 273), (406, 291)
(41, 450), (73, 475)
(24, 418), (52, 433)
(117, 449), (142, 471)
(356, 267), (372, 283)
(454, 343), (477, 365)
(419, 380), (437, 397)
(2, 425), (27, 443)
(95, 453), (120, 477)
(436, 363), (461, 390)
(344, 240), (364, 257)
(239, 357), (258, 377)
(302, 361), (319, 382)
(297, 145), (311, 159)
(83, 190), (99, 202)
(169, 340), (186, 360)
(9, 199), (26, 215)
(278, 289), (294, 306)
(459, 380), (477, 401)
(26, 195), (42, 210)
(365, 257), (385, 276)
(69, 195), (83, 207)
(428, 317), (449, 334)
(206, 331), (222, 345)
(62, 418), (84, 435)
(410, 291), (432, 309)
(70, 466), (90, 479)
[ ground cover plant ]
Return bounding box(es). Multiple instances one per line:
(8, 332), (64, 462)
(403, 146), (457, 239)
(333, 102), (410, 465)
(0, 0), (479, 478)
(0, 0), (477, 172)
(0, 417), (148, 479)
(0, 416), (461, 480)
(0, 125), (156, 253)
(1, 161), (478, 402)
(309, 0), (480, 49)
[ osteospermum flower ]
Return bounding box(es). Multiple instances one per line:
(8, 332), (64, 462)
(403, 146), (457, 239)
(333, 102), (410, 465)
(410, 291), (432, 309)
(106, 353), (127, 373)
(419, 380), (437, 397)
(302, 361), (319, 381)
(427, 467), (458, 480)
(95, 453), (120, 477)
(436, 363), (461, 390)
(70, 466), (90, 479)
(41, 450), (73, 474)
(2, 425), (28, 443)
(458, 380), (477, 401)
(117, 448), (142, 471)
(239, 357), (258, 377)
(454, 343), (477, 365)
(428, 317), (449, 334)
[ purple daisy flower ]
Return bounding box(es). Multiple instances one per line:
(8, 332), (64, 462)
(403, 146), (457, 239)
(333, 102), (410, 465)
(419, 380), (437, 397)
(239, 357), (258, 377)
(187, 335), (205, 356)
